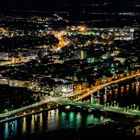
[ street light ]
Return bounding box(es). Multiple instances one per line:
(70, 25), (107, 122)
(78, 26), (87, 32)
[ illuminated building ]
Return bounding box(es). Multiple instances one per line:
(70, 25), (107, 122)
(0, 52), (9, 60)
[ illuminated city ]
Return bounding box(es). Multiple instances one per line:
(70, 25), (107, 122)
(0, 0), (140, 139)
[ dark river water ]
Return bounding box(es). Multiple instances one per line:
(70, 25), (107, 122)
(0, 107), (111, 140)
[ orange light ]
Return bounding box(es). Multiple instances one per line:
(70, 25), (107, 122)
(79, 26), (86, 32)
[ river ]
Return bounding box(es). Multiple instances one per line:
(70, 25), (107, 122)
(0, 106), (111, 140)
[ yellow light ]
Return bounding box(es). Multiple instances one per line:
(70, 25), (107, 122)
(79, 26), (86, 32)
(22, 117), (26, 134)
(39, 113), (43, 131)
(31, 115), (35, 133)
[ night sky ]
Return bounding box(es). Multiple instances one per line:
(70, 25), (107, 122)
(0, 0), (90, 11)
(0, 0), (135, 10)
(1, 0), (77, 8)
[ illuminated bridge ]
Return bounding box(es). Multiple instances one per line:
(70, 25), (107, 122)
(1, 97), (140, 123)
(55, 99), (140, 117)
(0, 73), (140, 123)
(74, 73), (140, 102)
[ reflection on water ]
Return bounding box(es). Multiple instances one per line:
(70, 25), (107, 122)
(86, 114), (94, 124)
(47, 109), (58, 130)
(22, 117), (26, 134)
(13, 120), (17, 135)
(31, 115), (35, 134)
(69, 112), (75, 128)
(4, 120), (18, 139)
(75, 112), (82, 129)
(4, 122), (8, 140)
(39, 113), (43, 131)
(100, 80), (140, 109)
(0, 108), (111, 140)
(60, 112), (66, 128)
(100, 116), (104, 123)
(55, 109), (59, 129)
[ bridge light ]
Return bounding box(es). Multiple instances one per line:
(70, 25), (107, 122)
(65, 106), (70, 109)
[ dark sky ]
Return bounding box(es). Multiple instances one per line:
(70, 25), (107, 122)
(0, 0), (95, 10)
(0, 0), (139, 10)
(1, 0), (76, 7)
(0, 0), (122, 8)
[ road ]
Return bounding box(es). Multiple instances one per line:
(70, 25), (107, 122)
(56, 99), (140, 116)
(1, 96), (140, 123)
(74, 73), (140, 101)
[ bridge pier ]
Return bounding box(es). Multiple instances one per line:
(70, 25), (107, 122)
(120, 86), (124, 95)
(103, 94), (107, 105)
(136, 78), (140, 95)
(91, 93), (100, 104)
(91, 94), (93, 103)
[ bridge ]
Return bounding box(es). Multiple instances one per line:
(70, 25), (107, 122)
(74, 73), (140, 101)
(0, 99), (53, 121)
(0, 73), (140, 123)
(1, 96), (140, 123)
(55, 99), (140, 117)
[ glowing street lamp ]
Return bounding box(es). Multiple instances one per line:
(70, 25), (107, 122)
(78, 26), (87, 32)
